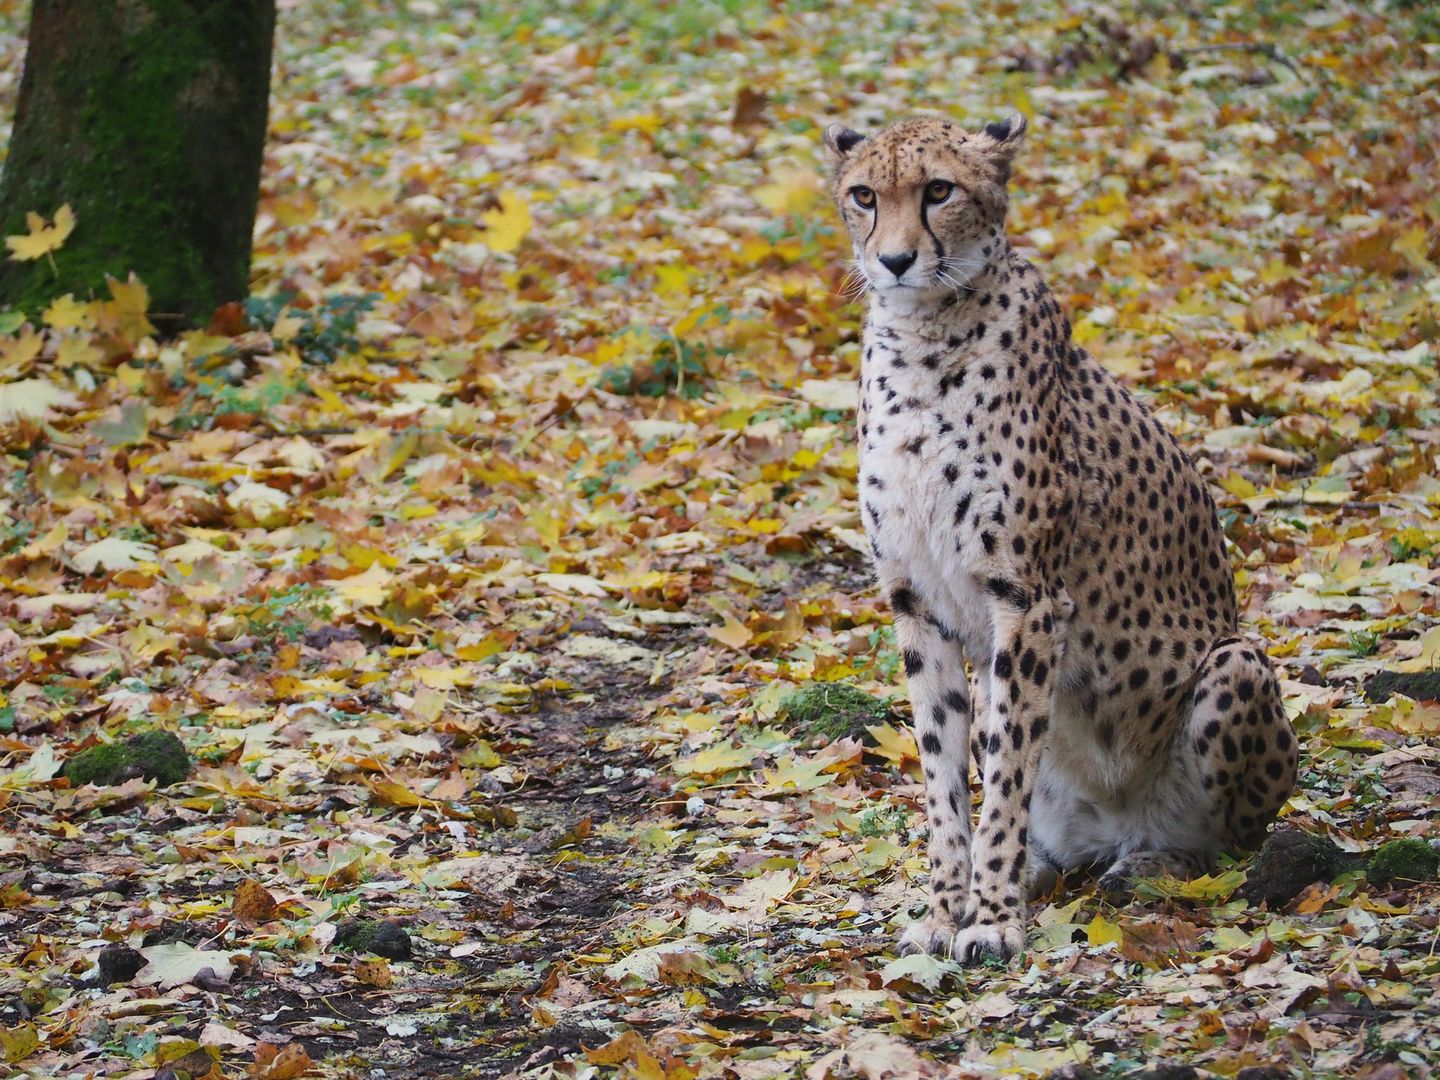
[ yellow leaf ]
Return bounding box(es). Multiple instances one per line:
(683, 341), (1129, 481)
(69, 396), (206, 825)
(1072, 317), (1108, 345)
(708, 616), (753, 649)
(672, 303), (713, 339)
(334, 563), (393, 608)
(536, 572), (610, 597)
(271, 313), (306, 342)
(1394, 625), (1440, 673)
(1219, 472), (1258, 499)
(97, 274), (156, 340)
(55, 334), (105, 369)
(454, 633), (510, 662)
(0, 325), (44, 377)
(482, 192), (532, 253)
(72, 536), (156, 573)
(4, 204), (75, 261)
(0, 1022), (38, 1064)
(460, 739), (501, 768)
(19, 522), (66, 558)
(42, 293), (92, 331)
(341, 544), (398, 570)
(759, 754), (836, 794)
(414, 665), (476, 690)
(797, 379), (857, 411)
(1395, 224), (1431, 269)
(334, 181), (393, 213)
(753, 167), (823, 215)
(367, 777), (424, 808)
(865, 722), (920, 776)
(1086, 914), (1124, 947)
(1138, 869), (1246, 901)
(226, 480), (289, 525)
(655, 264), (692, 298)
(53, 203), (76, 240)
(609, 113), (664, 133)
(673, 742), (755, 777)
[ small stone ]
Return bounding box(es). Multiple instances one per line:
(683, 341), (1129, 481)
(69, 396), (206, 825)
(156, 1048), (217, 1080)
(1240, 829), (1363, 909)
(335, 918), (412, 960)
(97, 942), (147, 985)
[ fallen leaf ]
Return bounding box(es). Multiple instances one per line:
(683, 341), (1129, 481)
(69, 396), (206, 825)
(135, 943), (235, 989)
(232, 880), (281, 924)
(481, 191), (532, 253)
(248, 1041), (314, 1080)
(4, 204), (75, 261)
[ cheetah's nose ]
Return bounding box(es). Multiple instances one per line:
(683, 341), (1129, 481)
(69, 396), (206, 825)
(878, 251), (917, 278)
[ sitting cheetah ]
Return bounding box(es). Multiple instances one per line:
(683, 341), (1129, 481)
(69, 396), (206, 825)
(823, 114), (1298, 963)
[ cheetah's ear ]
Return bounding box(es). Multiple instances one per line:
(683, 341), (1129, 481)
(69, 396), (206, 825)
(824, 123), (866, 166)
(981, 113), (1028, 151)
(979, 113), (1027, 180)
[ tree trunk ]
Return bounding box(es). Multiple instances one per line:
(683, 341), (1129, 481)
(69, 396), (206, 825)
(0, 0), (275, 329)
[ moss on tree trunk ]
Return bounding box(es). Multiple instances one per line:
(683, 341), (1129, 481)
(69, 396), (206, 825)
(0, 0), (275, 328)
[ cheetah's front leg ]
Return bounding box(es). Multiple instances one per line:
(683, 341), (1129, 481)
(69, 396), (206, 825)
(956, 594), (1060, 964)
(885, 582), (976, 958)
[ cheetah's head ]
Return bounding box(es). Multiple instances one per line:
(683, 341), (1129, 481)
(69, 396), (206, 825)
(823, 114), (1026, 306)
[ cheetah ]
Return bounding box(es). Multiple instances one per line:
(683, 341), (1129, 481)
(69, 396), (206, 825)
(823, 114), (1298, 963)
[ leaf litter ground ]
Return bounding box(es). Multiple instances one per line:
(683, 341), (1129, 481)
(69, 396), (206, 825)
(1, 0), (1439, 1077)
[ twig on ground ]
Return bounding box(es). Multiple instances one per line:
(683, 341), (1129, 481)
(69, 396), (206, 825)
(1171, 42), (1307, 81)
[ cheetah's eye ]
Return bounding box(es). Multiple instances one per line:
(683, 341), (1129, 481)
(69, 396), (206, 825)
(925, 180), (954, 204)
(851, 186), (875, 209)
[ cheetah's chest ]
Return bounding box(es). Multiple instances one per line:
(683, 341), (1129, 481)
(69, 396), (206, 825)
(858, 360), (1001, 660)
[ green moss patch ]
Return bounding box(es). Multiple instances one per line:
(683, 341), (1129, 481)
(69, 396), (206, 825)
(63, 730), (191, 788)
(1366, 838), (1440, 886)
(778, 682), (891, 742)
(1365, 669), (1440, 703)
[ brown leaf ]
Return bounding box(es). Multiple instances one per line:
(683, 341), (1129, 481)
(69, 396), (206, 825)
(232, 880), (281, 925)
(584, 1030), (654, 1066)
(731, 86), (769, 128)
(248, 1042), (314, 1080)
(1119, 916), (1201, 966)
(550, 814), (592, 849)
(354, 957), (393, 988)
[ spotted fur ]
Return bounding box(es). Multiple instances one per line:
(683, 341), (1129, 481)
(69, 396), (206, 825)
(823, 115), (1298, 964)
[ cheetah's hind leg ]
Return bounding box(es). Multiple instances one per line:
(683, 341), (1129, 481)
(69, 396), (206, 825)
(1098, 637), (1298, 898)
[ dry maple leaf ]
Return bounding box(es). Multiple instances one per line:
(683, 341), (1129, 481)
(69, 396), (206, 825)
(4, 204), (75, 261)
(232, 880), (281, 924)
(247, 1042), (314, 1080)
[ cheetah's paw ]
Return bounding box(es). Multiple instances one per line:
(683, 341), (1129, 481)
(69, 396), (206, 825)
(954, 920), (1025, 965)
(897, 912), (959, 957)
(1098, 850), (1203, 899)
